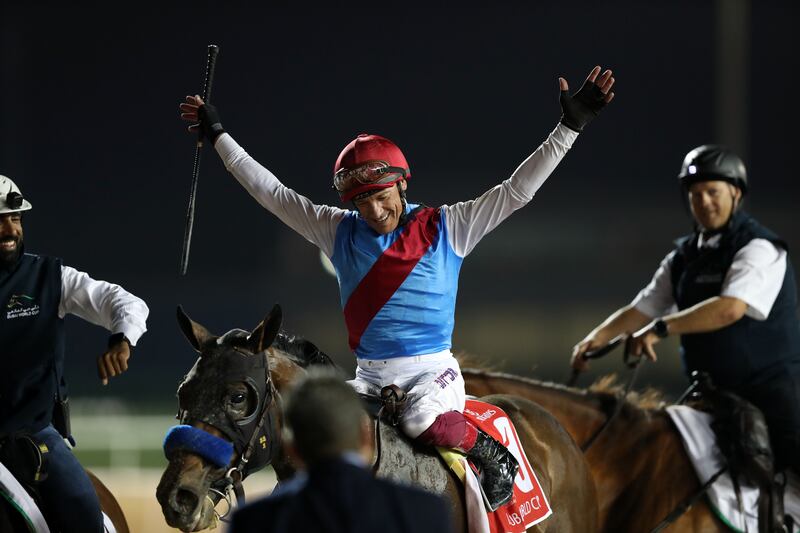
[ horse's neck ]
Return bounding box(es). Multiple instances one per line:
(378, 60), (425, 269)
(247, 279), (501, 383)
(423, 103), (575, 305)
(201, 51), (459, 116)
(464, 370), (609, 446)
(463, 371), (714, 529)
(269, 351), (306, 392)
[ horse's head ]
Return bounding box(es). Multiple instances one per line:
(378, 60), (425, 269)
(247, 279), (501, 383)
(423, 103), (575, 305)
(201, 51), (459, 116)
(156, 304), (286, 532)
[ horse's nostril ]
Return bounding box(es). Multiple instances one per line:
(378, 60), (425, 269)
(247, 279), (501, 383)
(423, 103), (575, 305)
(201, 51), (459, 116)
(175, 488), (200, 515)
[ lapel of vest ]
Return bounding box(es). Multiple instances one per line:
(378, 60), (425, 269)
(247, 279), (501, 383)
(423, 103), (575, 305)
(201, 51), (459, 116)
(343, 207), (441, 351)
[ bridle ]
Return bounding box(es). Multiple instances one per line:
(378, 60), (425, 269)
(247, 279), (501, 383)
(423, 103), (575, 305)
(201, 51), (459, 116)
(205, 378), (281, 519)
(173, 347), (284, 521)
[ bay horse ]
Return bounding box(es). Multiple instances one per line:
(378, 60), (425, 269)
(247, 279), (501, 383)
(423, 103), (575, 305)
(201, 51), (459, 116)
(462, 368), (728, 532)
(156, 305), (599, 532)
(0, 468), (128, 532)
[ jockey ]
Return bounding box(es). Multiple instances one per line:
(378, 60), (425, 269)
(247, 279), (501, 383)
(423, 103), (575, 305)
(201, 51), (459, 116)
(572, 146), (800, 478)
(181, 65), (615, 510)
(0, 175), (149, 532)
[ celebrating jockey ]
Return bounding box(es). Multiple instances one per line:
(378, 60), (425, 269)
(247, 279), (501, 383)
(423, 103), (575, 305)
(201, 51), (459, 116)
(0, 175), (149, 532)
(181, 65), (615, 510)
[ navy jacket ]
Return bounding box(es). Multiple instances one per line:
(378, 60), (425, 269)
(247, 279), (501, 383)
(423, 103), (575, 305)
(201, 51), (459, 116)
(0, 252), (66, 436)
(229, 458), (454, 533)
(670, 211), (800, 388)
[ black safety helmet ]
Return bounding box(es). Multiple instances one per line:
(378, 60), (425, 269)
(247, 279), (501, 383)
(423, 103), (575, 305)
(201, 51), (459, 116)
(678, 145), (748, 194)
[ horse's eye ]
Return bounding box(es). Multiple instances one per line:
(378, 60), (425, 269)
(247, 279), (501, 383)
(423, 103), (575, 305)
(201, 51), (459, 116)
(230, 393), (247, 405)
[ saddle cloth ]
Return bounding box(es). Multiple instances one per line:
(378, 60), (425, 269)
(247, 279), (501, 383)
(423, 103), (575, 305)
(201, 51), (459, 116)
(439, 399), (552, 533)
(666, 405), (800, 533)
(0, 461), (117, 533)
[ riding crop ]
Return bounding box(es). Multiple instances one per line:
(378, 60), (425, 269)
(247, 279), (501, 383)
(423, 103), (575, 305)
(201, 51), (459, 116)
(179, 44), (219, 275)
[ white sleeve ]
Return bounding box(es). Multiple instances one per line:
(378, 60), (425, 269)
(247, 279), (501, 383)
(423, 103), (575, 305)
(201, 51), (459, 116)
(58, 266), (149, 346)
(721, 238), (787, 320)
(442, 123), (579, 257)
(631, 251), (679, 319)
(215, 134), (347, 258)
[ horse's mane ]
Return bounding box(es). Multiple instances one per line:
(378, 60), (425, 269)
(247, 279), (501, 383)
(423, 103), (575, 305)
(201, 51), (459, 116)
(456, 350), (667, 411)
(453, 350), (499, 372)
(587, 374), (667, 410)
(272, 331), (336, 368)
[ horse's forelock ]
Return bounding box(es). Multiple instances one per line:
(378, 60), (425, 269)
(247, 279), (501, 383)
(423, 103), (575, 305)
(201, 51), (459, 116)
(216, 329), (250, 347)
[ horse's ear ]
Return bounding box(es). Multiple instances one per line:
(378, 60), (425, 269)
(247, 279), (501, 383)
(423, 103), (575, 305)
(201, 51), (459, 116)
(249, 303), (283, 353)
(176, 305), (215, 352)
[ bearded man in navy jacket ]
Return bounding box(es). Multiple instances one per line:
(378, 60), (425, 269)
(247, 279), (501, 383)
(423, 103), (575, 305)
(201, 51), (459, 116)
(0, 174), (149, 532)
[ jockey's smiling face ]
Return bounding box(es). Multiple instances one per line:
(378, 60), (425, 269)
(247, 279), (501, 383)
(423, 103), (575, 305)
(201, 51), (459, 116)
(353, 180), (407, 235)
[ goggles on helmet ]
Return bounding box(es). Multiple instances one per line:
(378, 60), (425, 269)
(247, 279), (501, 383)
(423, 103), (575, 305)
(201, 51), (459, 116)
(333, 161), (407, 196)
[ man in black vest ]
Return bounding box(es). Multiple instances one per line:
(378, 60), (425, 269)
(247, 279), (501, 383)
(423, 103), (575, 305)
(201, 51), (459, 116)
(0, 175), (149, 532)
(228, 370), (453, 533)
(570, 146), (800, 476)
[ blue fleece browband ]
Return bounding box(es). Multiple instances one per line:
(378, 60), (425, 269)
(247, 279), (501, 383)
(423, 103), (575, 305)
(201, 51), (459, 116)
(163, 425), (234, 468)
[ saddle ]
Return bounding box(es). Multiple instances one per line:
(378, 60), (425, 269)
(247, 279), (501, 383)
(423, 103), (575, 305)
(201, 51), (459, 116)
(0, 433), (50, 489)
(0, 433), (52, 532)
(687, 372), (788, 533)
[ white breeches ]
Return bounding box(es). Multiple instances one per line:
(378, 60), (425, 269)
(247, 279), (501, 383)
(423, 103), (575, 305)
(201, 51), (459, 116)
(348, 350), (466, 438)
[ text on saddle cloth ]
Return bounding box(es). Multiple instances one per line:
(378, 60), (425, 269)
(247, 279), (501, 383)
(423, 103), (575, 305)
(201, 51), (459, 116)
(440, 399), (553, 533)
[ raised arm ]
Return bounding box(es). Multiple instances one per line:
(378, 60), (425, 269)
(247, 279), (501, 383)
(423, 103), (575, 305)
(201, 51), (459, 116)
(179, 96), (346, 257)
(444, 66), (615, 257)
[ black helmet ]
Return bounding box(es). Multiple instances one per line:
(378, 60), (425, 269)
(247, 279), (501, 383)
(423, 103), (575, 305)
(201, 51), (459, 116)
(677, 145), (748, 194)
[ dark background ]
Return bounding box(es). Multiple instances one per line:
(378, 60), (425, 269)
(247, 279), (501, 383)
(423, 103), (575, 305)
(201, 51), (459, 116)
(2, 1), (797, 410)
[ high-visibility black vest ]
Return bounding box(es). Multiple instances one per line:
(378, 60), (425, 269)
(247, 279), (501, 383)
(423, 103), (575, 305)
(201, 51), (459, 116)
(670, 211), (800, 389)
(0, 252), (65, 435)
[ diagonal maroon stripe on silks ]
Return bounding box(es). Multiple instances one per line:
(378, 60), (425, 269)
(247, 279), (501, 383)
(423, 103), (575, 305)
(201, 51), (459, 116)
(343, 207), (441, 352)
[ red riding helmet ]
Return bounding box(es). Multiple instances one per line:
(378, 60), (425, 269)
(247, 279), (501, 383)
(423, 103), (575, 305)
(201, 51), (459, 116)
(333, 133), (410, 202)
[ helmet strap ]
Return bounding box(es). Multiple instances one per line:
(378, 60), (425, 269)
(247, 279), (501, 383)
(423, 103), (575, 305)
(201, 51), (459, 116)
(397, 182), (409, 227)
(729, 183), (743, 213)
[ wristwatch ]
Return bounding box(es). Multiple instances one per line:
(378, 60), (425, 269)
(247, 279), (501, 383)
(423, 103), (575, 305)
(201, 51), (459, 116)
(108, 332), (132, 349)
(651, 318), (669, 339)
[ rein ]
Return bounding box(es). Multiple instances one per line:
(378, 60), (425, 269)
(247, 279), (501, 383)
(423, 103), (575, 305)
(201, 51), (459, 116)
(649, 465), (729, 533)
(568, 335), (645, 452)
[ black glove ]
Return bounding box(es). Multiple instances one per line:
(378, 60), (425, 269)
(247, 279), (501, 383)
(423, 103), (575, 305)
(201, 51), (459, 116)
(559, 80), (608, 132)
(197, 103), (226, 145)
